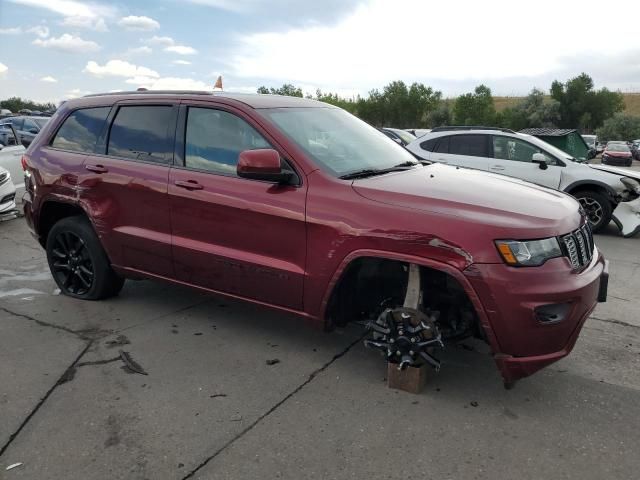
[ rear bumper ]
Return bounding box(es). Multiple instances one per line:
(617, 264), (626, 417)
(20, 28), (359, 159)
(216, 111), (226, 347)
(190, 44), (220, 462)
(465, 252), (607, 382)
(602, 156), (632, 166)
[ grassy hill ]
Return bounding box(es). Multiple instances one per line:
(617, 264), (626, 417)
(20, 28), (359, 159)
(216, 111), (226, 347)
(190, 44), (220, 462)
(493, 93), (640, 116)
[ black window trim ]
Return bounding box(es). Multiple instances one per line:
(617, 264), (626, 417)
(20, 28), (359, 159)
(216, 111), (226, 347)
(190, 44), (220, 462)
(447, 133), (490, 158)
(102, 103), (179, 166)
(175, 103), (302, 187)
(46, 105), (113, 155)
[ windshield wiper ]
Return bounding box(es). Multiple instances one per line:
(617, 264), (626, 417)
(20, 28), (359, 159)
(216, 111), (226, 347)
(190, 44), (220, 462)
(339, 161), (419, 180)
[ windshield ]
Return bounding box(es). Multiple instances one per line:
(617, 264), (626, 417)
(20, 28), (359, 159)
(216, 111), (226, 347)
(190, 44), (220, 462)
(520, 134), (576, 162)
(608, 143), (630, 152)
(261, 107), (418, 176)
(582, 135), (596, 147)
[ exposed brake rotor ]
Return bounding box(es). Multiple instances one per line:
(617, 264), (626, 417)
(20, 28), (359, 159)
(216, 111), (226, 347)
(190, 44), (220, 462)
(364, 307), (444, 371)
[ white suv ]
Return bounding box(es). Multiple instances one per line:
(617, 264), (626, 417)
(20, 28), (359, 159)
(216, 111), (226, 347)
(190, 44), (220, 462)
(406, 127), (640, 234)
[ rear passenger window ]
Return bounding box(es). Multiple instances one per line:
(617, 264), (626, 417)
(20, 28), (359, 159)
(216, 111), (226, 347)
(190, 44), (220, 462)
(449, 135), (487, 157)
(51, 107), (110, 153)
(184, 107), (270, 176)
(420, 137), (439, 152)
(107, 106), (174, 163)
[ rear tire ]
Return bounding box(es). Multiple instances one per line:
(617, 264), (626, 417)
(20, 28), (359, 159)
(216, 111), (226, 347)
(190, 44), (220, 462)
(573, 191), (612, 233)
(46, 216), (124, 300)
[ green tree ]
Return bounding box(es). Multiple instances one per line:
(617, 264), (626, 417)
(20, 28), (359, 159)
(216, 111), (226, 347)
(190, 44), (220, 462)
(453, 85), (496, 125)
(596, 114), (640, 142)
(550, 73), (624, 131)
(0, 97), (56, 112)
(499, 88), (560, 130)
(425, 102), (452, 127)
(256, 84), (303, 97)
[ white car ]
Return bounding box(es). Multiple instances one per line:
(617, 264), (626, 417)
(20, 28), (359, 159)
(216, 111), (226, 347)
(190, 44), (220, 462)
(406, 127), (640, 235)
(0, 122), (27, 201)
(0, 165), (17, 217)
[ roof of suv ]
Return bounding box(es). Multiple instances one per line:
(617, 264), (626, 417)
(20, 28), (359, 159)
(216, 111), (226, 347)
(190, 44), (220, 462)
(75, 91), (331, 109)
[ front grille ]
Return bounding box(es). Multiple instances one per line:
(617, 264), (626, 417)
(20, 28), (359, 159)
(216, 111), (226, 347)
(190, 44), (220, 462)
(561, 223), (594, 270)
(0, 172), (7, 186)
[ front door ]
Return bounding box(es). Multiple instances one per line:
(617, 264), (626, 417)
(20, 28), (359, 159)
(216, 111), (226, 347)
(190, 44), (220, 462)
(169, 105), (307, 310)
(489, 135), (562, 188)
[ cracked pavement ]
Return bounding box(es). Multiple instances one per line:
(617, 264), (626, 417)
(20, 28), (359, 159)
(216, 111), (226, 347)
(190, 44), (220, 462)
(1, 216), (639, 479)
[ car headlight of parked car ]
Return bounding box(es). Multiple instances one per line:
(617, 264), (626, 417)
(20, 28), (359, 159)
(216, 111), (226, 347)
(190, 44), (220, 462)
(495, 238), (563, 267)
(620, 177), (640, 194)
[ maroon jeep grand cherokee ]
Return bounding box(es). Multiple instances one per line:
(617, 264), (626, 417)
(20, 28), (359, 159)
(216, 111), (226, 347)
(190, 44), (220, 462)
(22, 91), (608, 385)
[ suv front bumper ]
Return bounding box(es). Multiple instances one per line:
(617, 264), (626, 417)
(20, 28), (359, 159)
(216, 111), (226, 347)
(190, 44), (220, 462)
(465, 252), (608, 383)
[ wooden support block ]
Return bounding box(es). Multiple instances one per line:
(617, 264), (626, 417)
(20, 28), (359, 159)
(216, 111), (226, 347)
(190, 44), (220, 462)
(387, 362), (427, 394)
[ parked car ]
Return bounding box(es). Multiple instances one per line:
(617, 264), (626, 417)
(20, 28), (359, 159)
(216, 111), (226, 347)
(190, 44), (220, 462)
(0, 123), (27, 199)
(596, 142), (605, 154)
(0, 165), (17, 217)
(379, 127), (416, 146)
(406, 126), (640, 233)
(630, 139), (640, 160)
(4, 115), (50, 147)
(602, 142), (633, 167)
(582, 134), (597, 159)
(23, 91), (609, 386)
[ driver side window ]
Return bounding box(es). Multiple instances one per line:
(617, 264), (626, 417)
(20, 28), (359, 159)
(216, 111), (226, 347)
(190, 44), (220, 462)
(492, 136), (556, 165)
(185, 107), (270, 176)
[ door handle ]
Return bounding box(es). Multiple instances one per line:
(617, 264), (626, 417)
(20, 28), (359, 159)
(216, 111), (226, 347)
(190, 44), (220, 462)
(85, 164), (109, 173)
(174, 180), (204, 190)
(490, 165), (505, 171)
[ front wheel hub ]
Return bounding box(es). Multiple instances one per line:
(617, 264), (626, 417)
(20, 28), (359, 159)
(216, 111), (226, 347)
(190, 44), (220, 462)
(364, 307), (443, 371)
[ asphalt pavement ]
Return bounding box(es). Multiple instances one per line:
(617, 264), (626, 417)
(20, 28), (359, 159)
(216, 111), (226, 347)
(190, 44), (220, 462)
(0, 215), (639, 480)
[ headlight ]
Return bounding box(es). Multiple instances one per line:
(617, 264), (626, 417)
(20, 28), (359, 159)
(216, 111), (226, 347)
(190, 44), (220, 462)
(620, 177), (640, 194)
(495, 238), (563, 267)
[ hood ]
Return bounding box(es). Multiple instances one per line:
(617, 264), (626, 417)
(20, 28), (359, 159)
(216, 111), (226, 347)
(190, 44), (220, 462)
(589, 164), (640, 182)
(352, 164), (582, 237)
(604, 150), (631, 157)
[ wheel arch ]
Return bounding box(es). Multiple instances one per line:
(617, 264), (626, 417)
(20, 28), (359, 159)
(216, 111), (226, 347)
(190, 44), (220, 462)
(37, 198), (91, 247)
(564, 180), (618, 202)
(319, 249), (500, 351)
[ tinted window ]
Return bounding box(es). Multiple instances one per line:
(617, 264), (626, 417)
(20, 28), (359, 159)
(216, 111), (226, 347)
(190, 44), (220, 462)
(23, 118), (38, 132)
(185, 107), (270, 175)
(108, 106), (174, 163)
(51, 107), (110, 153)
(493, 136), (555, 164)
(420, 137), (439, 152)
(9, 118), (23, 130)
(434, 136), (449, 153)
(449, 135), (487, 156)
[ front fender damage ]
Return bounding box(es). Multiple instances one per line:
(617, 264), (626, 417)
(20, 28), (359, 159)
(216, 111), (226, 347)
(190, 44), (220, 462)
(612, 197), (640, 238)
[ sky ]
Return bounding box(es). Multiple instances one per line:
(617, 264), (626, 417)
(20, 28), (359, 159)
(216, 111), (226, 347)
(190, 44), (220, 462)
(1, 0), (640, 104)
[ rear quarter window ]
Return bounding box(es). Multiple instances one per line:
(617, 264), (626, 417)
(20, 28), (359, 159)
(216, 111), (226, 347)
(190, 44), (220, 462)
(51, 107), (111, 153)
(419, 137), (439, 152)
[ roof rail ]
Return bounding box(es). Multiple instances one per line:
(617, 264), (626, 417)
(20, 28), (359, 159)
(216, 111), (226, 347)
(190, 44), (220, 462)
(83, 90), (215, 98)
(431, 126), (515, 134)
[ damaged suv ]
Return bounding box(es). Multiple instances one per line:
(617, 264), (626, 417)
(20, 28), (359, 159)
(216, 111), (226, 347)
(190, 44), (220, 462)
(22, 92), (608, 386)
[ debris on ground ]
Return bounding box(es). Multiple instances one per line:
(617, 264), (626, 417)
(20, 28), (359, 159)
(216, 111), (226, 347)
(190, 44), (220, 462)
(265, 358), (280, 365)
(6, 463), (23, 471)
(119, 350), (148, 375)
(210, 393), (227, 398)
(105, 335), (130, 348)
(230, 414), (243, 422)
(470, 401), (479, 407)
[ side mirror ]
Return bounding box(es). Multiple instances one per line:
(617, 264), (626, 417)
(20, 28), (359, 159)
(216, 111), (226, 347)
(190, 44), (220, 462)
(532, 152), (548, 170)
(21, 137), (32, 148)
(237, 149), (293, 184)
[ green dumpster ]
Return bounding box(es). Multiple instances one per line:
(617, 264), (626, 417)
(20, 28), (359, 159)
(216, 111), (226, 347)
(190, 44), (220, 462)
(519, 128), (590, 162)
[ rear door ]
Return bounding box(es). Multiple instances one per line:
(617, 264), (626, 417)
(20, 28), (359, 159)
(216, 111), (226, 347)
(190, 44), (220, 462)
(489, 135), (562, 188)
(430, 134), (491, 171)
(169, 103), (307, 309)
(81, 102), (177, 277)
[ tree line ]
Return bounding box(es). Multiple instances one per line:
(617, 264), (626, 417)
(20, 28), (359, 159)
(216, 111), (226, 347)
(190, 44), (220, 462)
(258, 73), (639, 141)
(0, 97), (56, 113)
